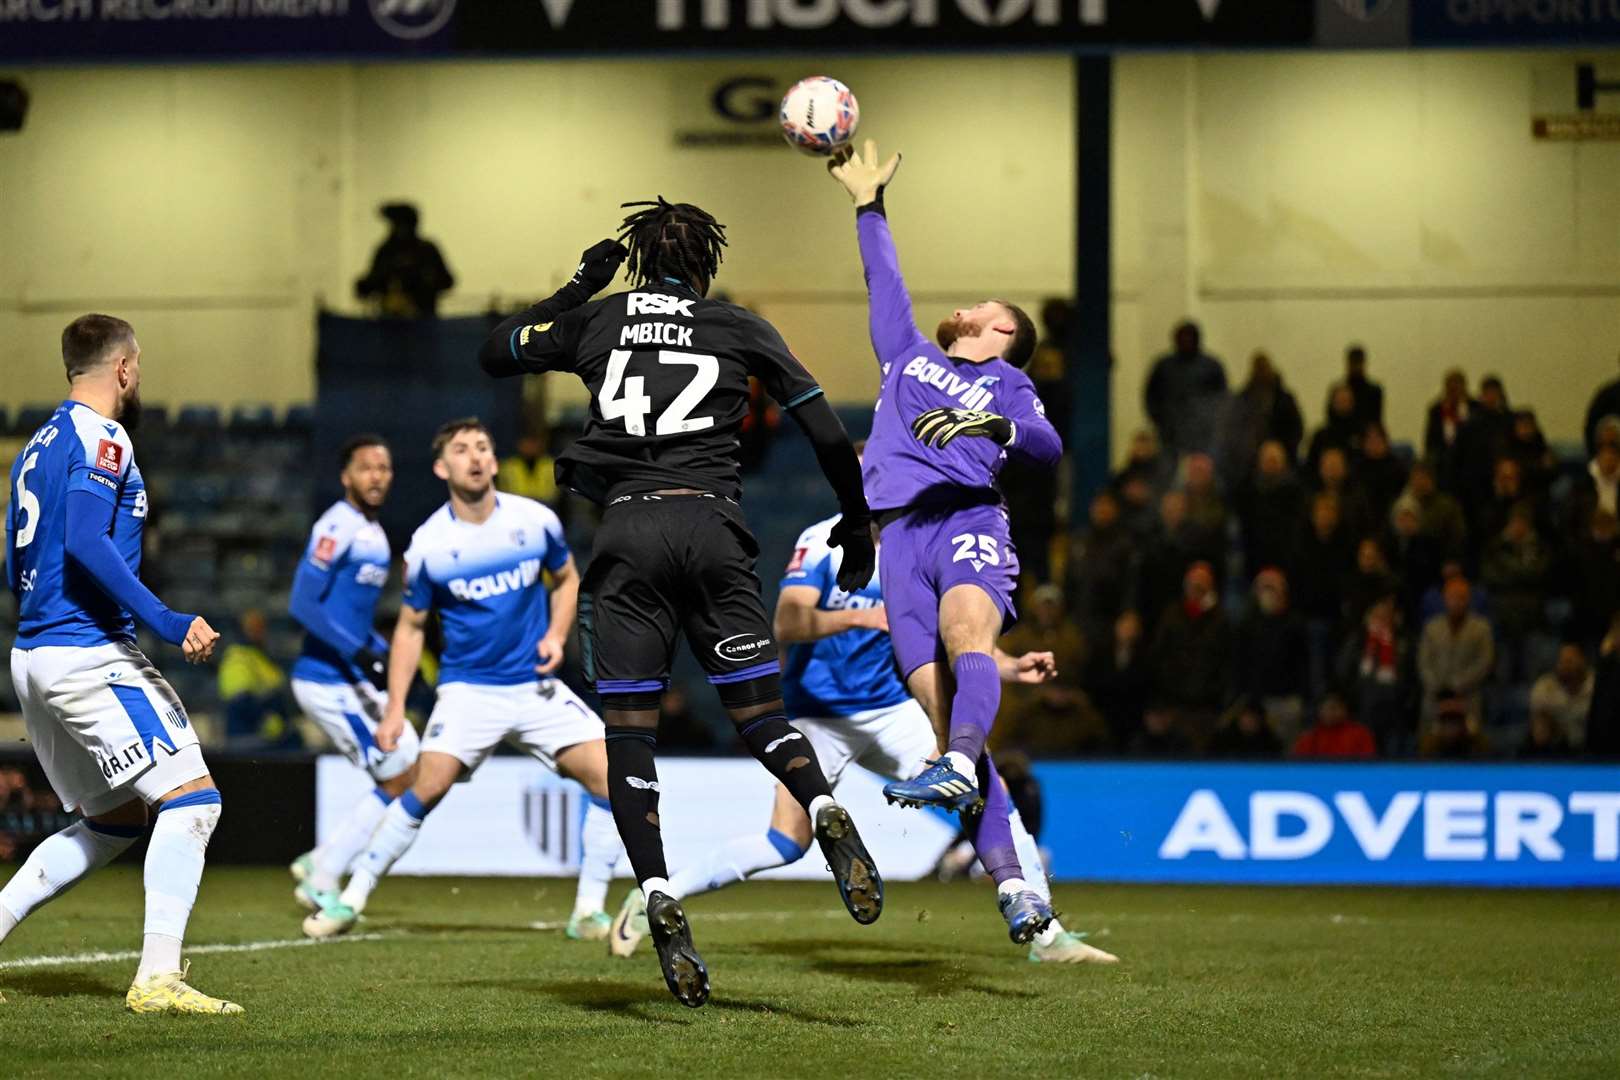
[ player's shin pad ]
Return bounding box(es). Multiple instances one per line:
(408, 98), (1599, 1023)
(735, 712), (833, 810)
(604, 726), (668, 885)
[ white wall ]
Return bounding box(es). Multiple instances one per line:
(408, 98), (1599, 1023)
(0, 57), (1074, 413)
(1113, 50), (1620, 457)
(4, 50), (1615, 455)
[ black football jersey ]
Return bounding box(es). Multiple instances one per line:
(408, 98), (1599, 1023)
(507, 284), (822, 504)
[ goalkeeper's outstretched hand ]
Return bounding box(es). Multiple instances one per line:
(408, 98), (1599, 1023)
(829, 139), (901, 206)
(570, 238), (628, 294)
(828, 513), (877, 593)
(911, 407), (1014, 450)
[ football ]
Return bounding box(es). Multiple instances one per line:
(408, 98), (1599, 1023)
(779, 76), (859, 156)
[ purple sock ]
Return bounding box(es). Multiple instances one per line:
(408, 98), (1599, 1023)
(946, 652), (1001, 764)
(965, 757), (1020, 886)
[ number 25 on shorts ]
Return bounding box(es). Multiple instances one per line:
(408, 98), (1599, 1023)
(950, 533), (1000, 569)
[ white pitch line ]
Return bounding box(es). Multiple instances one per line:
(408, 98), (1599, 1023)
(0, 932), (388, 972)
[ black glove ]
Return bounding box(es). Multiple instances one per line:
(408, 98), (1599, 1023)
(354, 647), (388, 692)
(828, 513), (877, 593)
(570, 239), (628, 295)
(911, 407), (1013, 450)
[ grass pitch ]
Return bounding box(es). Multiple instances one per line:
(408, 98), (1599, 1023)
(1, 868), (1617, 1078)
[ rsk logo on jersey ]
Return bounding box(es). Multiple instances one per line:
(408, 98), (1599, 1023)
(448, 557), (543, 601)
(901, 357), (999, 411)
(95, 438), (122, 474)
(627, 292), (695, 318)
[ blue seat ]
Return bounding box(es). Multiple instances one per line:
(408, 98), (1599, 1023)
(282, 404), (314, 432)
(14, 404), (55, 435)
(176, 405), (222, 431)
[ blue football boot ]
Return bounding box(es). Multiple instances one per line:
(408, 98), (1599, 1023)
(882, 758), (983, 814)
(998, 890), (1056, 945)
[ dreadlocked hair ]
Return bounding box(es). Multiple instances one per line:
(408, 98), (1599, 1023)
(617, 197), (727, 292)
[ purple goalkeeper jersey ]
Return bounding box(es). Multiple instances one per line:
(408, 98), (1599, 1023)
(855, 207), (1063, 511)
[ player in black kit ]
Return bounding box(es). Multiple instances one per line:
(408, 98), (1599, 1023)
(479, 199), (881, 1008)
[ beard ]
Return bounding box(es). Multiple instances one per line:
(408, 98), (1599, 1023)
(120, 388), (143, 432)
(935, 313), (982, 352)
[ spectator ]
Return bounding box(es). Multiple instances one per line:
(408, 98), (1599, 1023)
(1571, 422), (1620, 533)
(1129, 703), (1194, 758)
(1419, 691), (1492, 759)
(1230, 568), (1309, 743)
(1292, 690), (1377, 759)
(219, 609), (298, 747)
(1355, 421), (1408, 527)
(1528, 644), (1595, 751)
(1085, 609), (1152, 750)
(1313, 446), (1374, 540)
(1418, 575), (1495, 733)
(736, 377), (781, 473)
(355, 202), (454, 318)
(1207, 697), (1284, 759)
(1113, 429), (1172, 538)
(1583, 350), (1620, 455)
(1402, 460), (1468, 562)
(1385, 494), (1445, 624)
(1332, 343), (1384, 428)
(1505, 409), (1557, 500)
(1518, 709), (1574, 759)
(1474, 457), (1543, 549)
(1148, 561), (1231, 747)
(1418, 560), (1490, 627)
(1457, 375), (1515, 514)
(1480, 506), (1552, 679)
(1144, 319), (1227, 458)
(1029, 298), (1074, 435)
(1179, 451), (1228, 548)
(1337, 591), (1416, 754)
(1344, 536), (1400, 631)
(1137, 490), (1216, 634)
(1219, 349), (1304, 483)
(1587, 614), (1620, 758)
(1001, 304), (1068, 582)
(1065, 488), (1137, 634)
(1294, 493), (1355, 694)
(1305, 384), (1363, 478)
(1424, 368), (1476, 495)
(1567, 510), (1620, 646)
(995, 586), (1108, 756)
(497, 431), (557, 504)
(1235, 440), (1305, 579)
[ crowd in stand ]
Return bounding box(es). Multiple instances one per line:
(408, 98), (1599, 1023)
(993, 319), (1620, 761)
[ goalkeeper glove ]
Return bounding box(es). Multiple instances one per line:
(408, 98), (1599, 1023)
(911, 408), (1015, 450)
(828, 513), (877, 593)
(570, 238), (628, 295)
(829, 139), (902, 206)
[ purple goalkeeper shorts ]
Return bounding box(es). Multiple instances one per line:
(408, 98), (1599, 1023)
(878, 501), (1020, 679)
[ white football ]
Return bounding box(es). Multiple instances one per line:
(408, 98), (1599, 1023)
(779, 76), (860, 156)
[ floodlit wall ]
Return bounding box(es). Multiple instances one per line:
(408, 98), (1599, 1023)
(2, 50), (1617, 457)
(1113, 50), (1620, 456)
(0, 57), (1074, 413)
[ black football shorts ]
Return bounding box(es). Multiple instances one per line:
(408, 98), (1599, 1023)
(580, 493), (779, 697)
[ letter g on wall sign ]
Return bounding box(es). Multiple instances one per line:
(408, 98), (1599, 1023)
(712, 76), (779, 123)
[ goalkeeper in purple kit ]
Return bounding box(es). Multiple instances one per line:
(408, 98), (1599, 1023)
(829, 140), (1065, 943)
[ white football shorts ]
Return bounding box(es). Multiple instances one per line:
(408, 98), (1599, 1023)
(421, 678), (603, 774)
(794, 697), (938, 787)
(10, 641), (209, 815)
(291, 677), (420, 782)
